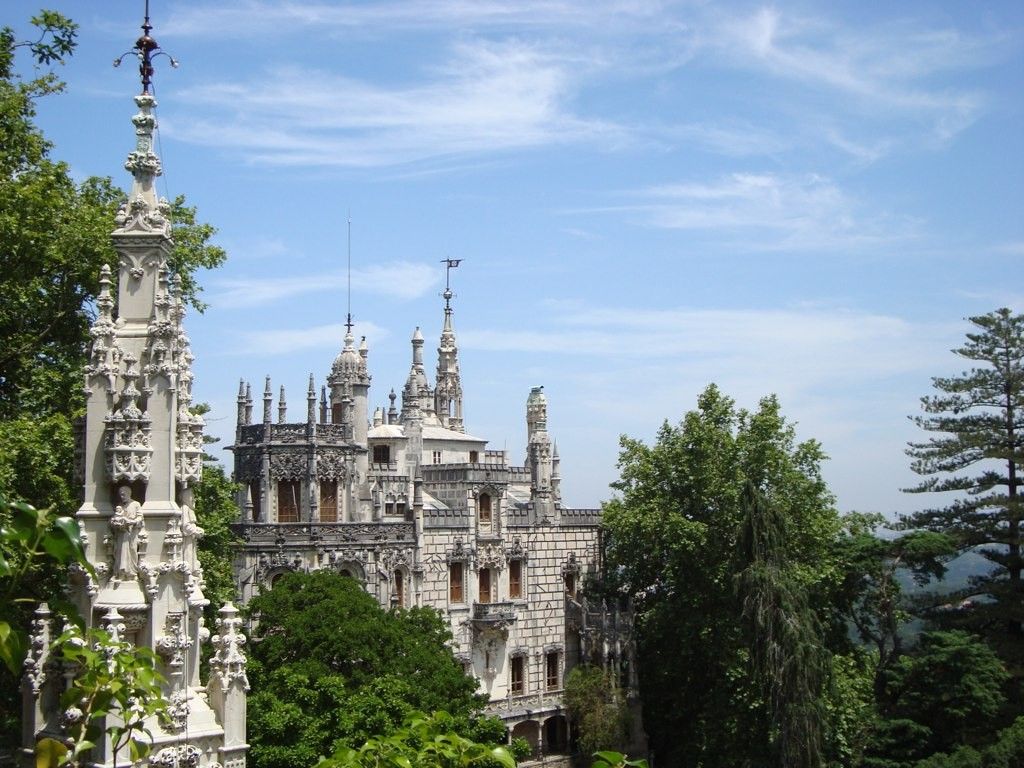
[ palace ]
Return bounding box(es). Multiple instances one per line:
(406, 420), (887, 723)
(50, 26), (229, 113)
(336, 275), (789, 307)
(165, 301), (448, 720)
(228, 276), (636, 758)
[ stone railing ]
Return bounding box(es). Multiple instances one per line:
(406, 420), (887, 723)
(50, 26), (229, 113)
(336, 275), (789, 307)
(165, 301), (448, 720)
(232, 521), (415, 546)
(471, 600), (517, 627)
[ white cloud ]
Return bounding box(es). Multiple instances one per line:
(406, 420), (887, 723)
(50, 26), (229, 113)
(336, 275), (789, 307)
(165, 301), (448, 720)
(591, 172), (917, 250)
(704, 7), (989, 144)
(209, 261), (438, 308)
(168, 39), (618, 167)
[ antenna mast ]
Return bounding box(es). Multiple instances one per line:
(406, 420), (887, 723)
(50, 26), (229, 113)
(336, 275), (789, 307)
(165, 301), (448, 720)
(346, 212), (353, 333)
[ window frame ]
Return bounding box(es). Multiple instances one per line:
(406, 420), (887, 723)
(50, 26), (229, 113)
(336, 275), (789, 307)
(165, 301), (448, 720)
(509, 559), (523, 600)
(449, 562), (464, 603)
(277, 479), (301, 523)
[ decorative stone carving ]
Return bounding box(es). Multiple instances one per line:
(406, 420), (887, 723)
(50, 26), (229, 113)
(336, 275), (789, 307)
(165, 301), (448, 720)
(22, 603), (51, 695)
(271, 424), (307, 443)
(445, 537), (474, 565)
(476, 543), (504, 571)
(316, 450), (348, 481)
(378, 547), (412, 574)
(269, 451), (307, 481)
(504, 536), (528, 562)
(561, 551), (582, 579)
(105, 355), (153, 483)
(235, 451), (262, 483)
(151, 744), (201, 768)
(110, 486), (144, 580)
(156, 611), (192, 670)
(209, 603), (249, 692)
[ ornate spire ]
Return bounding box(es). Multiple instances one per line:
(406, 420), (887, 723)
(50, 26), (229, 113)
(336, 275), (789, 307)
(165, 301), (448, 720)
(112, 2), (177, 234)
(436, 259), (464, 432)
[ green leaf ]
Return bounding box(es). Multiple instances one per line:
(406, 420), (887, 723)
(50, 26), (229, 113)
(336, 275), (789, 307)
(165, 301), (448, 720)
(34, 737), (67, 768)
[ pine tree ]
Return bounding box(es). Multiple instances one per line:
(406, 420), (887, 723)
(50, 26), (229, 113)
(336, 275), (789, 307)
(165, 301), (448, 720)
(905, 308), (1024, 654)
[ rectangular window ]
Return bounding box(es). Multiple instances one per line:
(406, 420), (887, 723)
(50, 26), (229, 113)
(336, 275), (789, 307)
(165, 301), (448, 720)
(277, 480), (300, 523)
(450, 563), (464, 603)
(565, 573), (576, 598)
(331, 403), (343, 424)
(432, 450), (442, 464)
(469, 451), (479, 463)
(546, 651), (560, 690)
(319, 479), (337, 522)
(478, 493), (492, 524)
(511, 656), (524, 694)
(479, 568), (492, 604)
(509, 560), (522, 599)
(372, 444), (390, 464)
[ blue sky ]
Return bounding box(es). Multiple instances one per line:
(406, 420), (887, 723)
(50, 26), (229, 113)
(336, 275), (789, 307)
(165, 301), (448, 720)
(11, 1), (1024, 514)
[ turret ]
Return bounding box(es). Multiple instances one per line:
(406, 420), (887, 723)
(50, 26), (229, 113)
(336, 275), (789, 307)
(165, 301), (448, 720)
(435, 259), (464, 431)
(526, 386), (556, 523)
(327, 328), (370, 442)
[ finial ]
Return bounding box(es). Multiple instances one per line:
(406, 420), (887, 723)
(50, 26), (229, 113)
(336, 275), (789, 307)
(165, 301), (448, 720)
(114, 0), (179, 94)
(278, 385), (287, 423)
(440, 258), (462, 315)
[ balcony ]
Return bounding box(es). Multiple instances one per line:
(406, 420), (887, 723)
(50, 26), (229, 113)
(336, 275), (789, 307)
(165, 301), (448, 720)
(471, 601), (517, 633)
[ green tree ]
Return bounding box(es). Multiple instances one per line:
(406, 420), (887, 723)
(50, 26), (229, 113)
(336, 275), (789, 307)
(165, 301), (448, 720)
(564, 665), (630, 756)
(833, 513), (955, 685)
(603, 385), (841, 767)
(246, 570), (498, 768)
(734, 482), (829, 768)
(904, 309), (1024, 659)
(865, 631), (1009, 767)
(192, 463), (240, 624)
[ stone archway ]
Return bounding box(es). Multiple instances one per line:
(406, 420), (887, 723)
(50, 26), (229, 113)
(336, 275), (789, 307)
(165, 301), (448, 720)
(543, 715), (569, 754)
(511, 720), (540, 758)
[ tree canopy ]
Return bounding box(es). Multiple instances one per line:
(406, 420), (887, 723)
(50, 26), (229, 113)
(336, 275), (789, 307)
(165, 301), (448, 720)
(602, 384), (841, 767)
(245, 570), (498, 768)
(904, 309), (1024, 662)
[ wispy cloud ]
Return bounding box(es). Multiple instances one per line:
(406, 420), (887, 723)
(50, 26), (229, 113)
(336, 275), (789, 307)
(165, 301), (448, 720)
(209, 261), (438, 308)
(162, 0), (674, 38)
(588, 172), (917, 250)
(703, 7), (990, 145)
(167, 39), (618, 167)
(234, 321), (389, 356)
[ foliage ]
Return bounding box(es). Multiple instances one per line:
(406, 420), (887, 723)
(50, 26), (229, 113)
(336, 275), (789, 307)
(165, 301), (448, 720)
(37, 625), (168, 768)
(904, 309), (1024, 661)
(734, 482), (829, 767)
(0, 496), (87, 674)
(564, 665), (630, 756)
(833, 513), (955, 682)
(863, 631), (1009, 766)
(821, 651), (876, 768)
(192, 463), (241, 624)
(591, 751), (649, 768)
(318, 711), (516, 768)
(246, 570), (495, 768)
(603, 385), (840, 767)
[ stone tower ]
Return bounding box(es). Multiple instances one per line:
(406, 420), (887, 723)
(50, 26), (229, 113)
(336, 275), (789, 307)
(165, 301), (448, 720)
(21, 13), (247, 768)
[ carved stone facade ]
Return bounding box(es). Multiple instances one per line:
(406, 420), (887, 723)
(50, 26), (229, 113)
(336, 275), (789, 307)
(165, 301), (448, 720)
(230, 286), (639, 760)
(21, 66), (246, 767)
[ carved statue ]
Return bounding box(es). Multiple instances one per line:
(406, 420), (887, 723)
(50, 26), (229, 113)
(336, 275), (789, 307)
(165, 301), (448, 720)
(179, 485), (205, 567)
(110, 485), (144, 579)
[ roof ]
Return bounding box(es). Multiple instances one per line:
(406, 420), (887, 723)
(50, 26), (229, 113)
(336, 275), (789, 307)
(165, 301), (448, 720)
(367, 423), (487, 443)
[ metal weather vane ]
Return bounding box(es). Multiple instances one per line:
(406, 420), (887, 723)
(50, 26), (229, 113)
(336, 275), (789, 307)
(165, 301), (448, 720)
(114, 0), (178, 93)
(441, 258), (462, 311)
